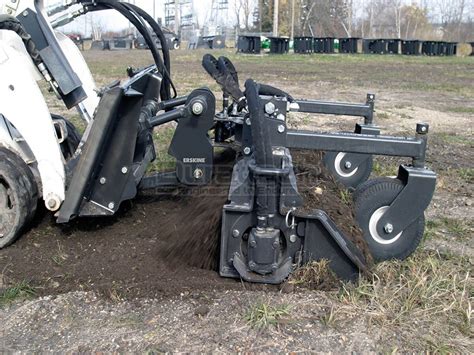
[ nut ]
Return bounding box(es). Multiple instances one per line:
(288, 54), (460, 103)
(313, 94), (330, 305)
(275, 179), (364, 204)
(277, 125), (286, 133)
(192, 102), (204, 115)
(232, 229), (240, 238)
(289, 234), (297, 243)
(108, 202), (115, 210)
(384, 223), (394, 234)
(265, 102), (276, 115)
(121, 167), (128, 174)
(243, 147), (251, 155)
(193, 168), (203, 179)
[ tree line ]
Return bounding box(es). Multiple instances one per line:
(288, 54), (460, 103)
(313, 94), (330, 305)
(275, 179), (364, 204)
(233, 0), (473, 42)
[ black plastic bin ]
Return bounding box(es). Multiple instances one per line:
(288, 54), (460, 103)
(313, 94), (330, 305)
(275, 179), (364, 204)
(339, 38), (361, 53)
(314, 37), (335, 53)
(237, 35), (261, 54)
(445, 42), (457, 56)
(422, 41), (441, 56)
(401, 40), (422, 55)
(387, 39), (401, 54)
(363, 39), (389, 54)
(269, 37), (290, 54)
(294, 37), (313, 54)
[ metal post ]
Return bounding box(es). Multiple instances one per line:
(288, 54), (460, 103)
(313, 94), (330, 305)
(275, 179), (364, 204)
(153, 0), (156, 21)
(175, 0), (180, 34)
(273, 0), (279, 36)
(290, 0), (295, 40)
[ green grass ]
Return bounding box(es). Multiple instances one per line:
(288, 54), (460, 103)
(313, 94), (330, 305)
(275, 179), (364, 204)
(458, 168), (474, 184)
(445, 106), (474, 114)
(245, 302), (292, 329)
(148, 126), (176, 173)
(0, 281), (36, 307)
(436, 133), (473, 146)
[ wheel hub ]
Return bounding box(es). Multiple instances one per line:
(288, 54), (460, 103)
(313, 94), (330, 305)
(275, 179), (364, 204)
(369, 206), (402, 245)
(335, 152), (358, 178)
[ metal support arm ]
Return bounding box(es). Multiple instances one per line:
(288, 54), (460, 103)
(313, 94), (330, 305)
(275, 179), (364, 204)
(286, 130), (426, 161)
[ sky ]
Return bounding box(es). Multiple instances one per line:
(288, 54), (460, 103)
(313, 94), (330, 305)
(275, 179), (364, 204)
(47, 0), (219, 34)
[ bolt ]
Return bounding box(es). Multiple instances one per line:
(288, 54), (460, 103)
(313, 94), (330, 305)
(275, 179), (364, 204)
(245, 117), (251, 125)
(192, 101), (204, 115)
(22, 10), (28, 16)
(277, 125), (286, 133)
(193, 168), (203, 179)
(289, 234), (297, 243)
(108, 202), (115, 210)
(271, 263), (278, 271)
(243, 147), (251, 155)
(47, 199), (57, 210)
(99, 177), (107, 185)
(228, 258), (234, 264)
(121, 167), (128, 174)
(265, 102), (276, 115)
(232, 229), (240, 238)
(384, 223), (394, 234)
(277, 113), (285, 121)
(344, 161), (352, 169)
(273, 240), (280, 248)
(249, 261), (256, 269)
(249, 240), (257, 248)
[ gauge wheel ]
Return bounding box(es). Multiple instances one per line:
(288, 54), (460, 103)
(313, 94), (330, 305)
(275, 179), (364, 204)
(323, 151), (373, 190)
(0, 150), (36, 248)
(0, 147), (37, 223)
(354, 178), (425, 262)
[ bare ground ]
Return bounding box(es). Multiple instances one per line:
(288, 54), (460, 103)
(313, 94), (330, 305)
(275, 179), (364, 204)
(0, 50), (473, 352)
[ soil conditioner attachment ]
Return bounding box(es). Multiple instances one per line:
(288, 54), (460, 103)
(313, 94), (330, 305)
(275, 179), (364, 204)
(0, 0), (436, 284)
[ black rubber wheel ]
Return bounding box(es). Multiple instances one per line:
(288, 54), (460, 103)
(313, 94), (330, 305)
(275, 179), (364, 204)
(52, 115), (81, 160)
(323, 151), (373, 190)
(0, 147), (37, 223)
(354, 178), (425, 262)
(352, 177), (393, 204)
(0, 150), (35, 248)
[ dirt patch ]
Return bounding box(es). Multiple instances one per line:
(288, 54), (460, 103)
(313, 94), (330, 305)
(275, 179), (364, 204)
(0, 150), (368, 299)
(292, 150), (372, 264)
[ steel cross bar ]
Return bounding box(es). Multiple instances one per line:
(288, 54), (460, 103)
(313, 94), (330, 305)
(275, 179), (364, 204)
(286, 130), (426, 160)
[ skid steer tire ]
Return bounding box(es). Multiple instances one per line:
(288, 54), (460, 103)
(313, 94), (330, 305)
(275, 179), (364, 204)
(354, 178), (424, 262)
(0, 147), (37, 223)
(0, 150), (35, 248)
(52, 115), (82, 160)
(323, 151), (373, 190)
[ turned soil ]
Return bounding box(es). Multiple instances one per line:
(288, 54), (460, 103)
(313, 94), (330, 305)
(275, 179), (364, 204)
(0, 150), (366, 299)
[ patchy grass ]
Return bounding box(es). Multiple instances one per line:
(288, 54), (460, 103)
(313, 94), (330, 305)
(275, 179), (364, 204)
(148, 125), (176, 173)
(338, 250), (472, 350)
(245, 302), (292, 330)
(289, 259), (340, 291)
(372, 159), (398, 177)
(458, 168), (474, 184)
(436, 132), (473, 146)
(0, 281), (36, 307)
(444, 106), (474, 114)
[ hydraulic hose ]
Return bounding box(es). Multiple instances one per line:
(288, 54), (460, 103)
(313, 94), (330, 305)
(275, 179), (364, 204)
(83, 0), (173, 100)
(0, 15), (41, 65)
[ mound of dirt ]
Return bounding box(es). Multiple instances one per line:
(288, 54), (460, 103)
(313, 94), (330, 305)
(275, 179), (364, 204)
(0, 149), (370, 299)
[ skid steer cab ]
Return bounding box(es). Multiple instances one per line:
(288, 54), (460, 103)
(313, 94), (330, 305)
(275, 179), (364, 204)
(0, 1), (436, 284)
